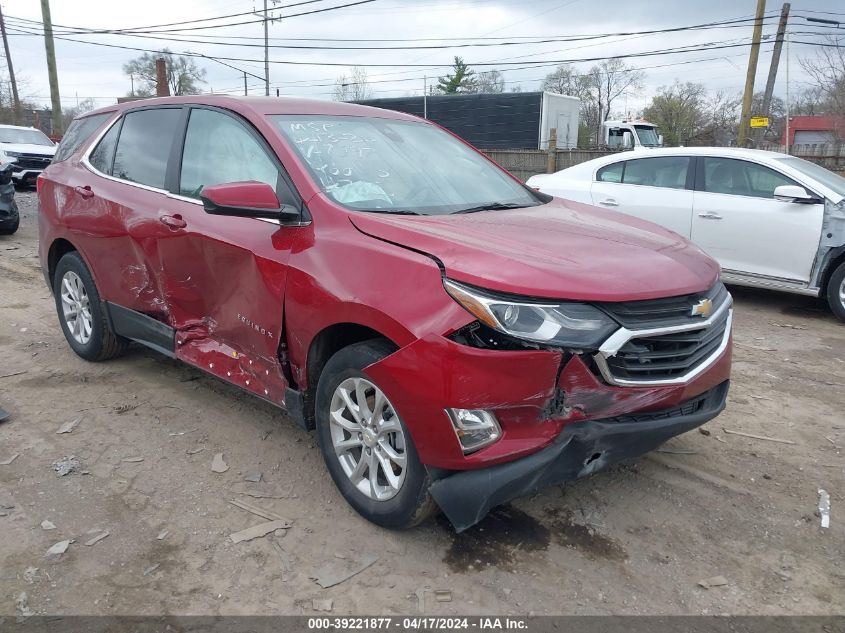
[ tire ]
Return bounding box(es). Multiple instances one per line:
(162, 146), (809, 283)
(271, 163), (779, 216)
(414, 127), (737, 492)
(827, 260), (845, 323)
(53, 251), (129, 361)
(315, 339), (437, 529)
(0, 202), (18, 235)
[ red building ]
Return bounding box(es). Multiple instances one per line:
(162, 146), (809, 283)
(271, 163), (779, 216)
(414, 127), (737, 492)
(782, 115), (845, 145)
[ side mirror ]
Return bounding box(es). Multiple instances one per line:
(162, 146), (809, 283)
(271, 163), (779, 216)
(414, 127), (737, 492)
(201, 181), (301, 221)
(657, 134), (664, 146)
(622, 131), (634, 148)
(773, 185), (822, 204)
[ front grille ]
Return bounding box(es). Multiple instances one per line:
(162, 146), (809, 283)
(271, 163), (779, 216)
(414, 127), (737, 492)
(12, 153), (52, 171)
(604, 309), (729, 381)
(599, 283), (730, 329)
(605, 380), (728, 424)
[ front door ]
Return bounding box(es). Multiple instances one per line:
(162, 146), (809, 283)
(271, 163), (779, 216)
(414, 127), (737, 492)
(156, 106), (303, 404)
(691, 156), (825, 281)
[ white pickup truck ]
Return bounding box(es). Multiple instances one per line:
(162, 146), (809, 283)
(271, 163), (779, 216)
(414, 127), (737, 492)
(0, 124), (57, 187)
(528, 146), (845, 321)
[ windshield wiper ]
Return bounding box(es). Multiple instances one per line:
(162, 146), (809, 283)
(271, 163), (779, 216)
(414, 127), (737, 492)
(452, 202), (528, 215)
(357, 208), (423, 216)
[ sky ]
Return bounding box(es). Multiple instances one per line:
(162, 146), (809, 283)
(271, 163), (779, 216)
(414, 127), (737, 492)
(1, 0), (842, 115)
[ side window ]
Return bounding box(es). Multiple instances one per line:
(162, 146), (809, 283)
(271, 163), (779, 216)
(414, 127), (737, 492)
(88, 121), (120, 175)
(179, 108), (279, 199)
(597, 162), (624, 183)
(623, 157), (690, 189)
(54, 113), (112, 163)
(703, 157), (798, 198)
(112, 108), (182, 189)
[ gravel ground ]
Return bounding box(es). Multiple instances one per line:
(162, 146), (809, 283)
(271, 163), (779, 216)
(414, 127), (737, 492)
(1, 190), (843, 616)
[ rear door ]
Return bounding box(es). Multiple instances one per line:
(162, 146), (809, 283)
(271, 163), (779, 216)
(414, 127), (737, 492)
(691, 156), (825, 281)
(155, 105), (304, 404)
(589, 155), (694, 237)
(71, 106), (184, 317)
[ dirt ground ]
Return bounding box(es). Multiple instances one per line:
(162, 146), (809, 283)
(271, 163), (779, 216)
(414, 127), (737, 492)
(1, 191), (843, 617)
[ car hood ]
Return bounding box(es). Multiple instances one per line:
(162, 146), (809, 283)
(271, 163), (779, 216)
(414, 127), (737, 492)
(349, 198), (720, 302)
(0, 142), (56, 155)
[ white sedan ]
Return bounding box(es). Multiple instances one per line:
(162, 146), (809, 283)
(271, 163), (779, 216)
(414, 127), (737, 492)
(527, 147), (845, 322)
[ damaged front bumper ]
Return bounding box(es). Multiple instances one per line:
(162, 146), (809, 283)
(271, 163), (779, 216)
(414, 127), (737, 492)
(430, 380), (729, 532)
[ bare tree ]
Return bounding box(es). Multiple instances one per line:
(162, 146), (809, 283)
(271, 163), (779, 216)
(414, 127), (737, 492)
(700, 91), (741, 146)
(799, 35), (845, 116)
(585, 58), (645, 142)
(469, 69), (505, 94)
(62, 97), (98, 129)
(541, 64), (589, 97)
(123, 49), (206, 96)
(542, 64), (599, 142)
(333, 66), (373, 101)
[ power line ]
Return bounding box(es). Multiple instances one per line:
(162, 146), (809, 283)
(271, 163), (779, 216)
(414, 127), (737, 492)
(9, 21), (791, 74)
(4, 14), (784, 51)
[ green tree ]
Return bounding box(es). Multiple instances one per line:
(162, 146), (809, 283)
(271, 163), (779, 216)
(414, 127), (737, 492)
(438, 57), (475, 94)
(123, 49), (206, 97)
(643, 81), (708, 146)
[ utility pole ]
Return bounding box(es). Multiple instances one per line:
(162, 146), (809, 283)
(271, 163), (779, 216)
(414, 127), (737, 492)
(737, 0), (767, 147)
(244, 72), (248, 96)
(40, 0), (63, 135)
(756, 2), (790, 145)
(0, 4), (21, 125)
(785, 30), (791, 154)
(264, 0), (270, 96)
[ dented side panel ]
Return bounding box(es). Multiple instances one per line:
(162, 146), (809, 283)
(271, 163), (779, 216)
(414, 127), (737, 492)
(811, 198), (845, 289)
(154, 197), (300, 405)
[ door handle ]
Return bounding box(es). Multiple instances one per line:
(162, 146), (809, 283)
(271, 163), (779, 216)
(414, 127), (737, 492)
(74, 185), (94, 200)
(160, 214), (187, 230)
(698, 212), (723, 220)
(599, 198), (619, 207)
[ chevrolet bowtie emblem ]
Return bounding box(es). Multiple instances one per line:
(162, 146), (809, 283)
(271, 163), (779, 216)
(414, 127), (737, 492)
(691, 298), (713, 318)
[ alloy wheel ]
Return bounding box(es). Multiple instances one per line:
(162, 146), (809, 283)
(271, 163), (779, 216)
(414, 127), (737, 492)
(60, 271), (93, 345)
(329, 376), (408, 501)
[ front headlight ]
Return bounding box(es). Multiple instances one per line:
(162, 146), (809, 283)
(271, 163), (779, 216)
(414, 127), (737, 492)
(3, 151), (21, 158)
(444, 279), (618, 349)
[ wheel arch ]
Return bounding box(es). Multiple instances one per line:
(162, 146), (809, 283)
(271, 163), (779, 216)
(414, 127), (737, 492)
(47, 238), (81, 290)
(821, 246), (845, 296)
(296, 322), (401, 430)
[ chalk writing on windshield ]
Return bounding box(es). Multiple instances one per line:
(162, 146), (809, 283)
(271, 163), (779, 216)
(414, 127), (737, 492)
(285, 121), (389, 189)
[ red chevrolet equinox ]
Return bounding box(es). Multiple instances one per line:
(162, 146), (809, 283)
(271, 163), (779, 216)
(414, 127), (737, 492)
(38, 96), (732, 531)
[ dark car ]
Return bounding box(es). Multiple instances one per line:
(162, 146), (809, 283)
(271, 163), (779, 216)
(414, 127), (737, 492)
(0, 162), (18, 235)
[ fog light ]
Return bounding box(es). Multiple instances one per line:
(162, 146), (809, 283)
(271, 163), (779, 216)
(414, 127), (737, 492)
(446, 408), (501, 454)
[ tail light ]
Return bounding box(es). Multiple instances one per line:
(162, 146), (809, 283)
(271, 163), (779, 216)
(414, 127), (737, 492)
(36, 174), (44, 194)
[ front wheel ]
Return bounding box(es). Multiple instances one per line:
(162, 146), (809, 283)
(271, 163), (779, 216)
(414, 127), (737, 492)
(827, 260), (845, 323)
(315, 340), (437, 529)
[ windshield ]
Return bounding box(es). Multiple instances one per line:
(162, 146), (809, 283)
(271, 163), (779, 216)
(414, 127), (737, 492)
(0, 127), (54, 146)
(773, 156), (845, 198)
(271, 115), (541, 215)
(634, 125), (660, 147)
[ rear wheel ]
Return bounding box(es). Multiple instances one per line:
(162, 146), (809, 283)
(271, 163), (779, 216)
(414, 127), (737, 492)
(315, 340), (437, 529)
(53, 251), (129, 361)
(827, 261), (845, 323)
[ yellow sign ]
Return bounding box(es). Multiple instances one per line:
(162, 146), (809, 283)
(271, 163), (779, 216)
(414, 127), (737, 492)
(750, 116), (769, 128)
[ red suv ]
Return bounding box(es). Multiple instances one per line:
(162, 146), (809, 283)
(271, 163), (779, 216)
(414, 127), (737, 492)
(39, 97), (732, 531)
